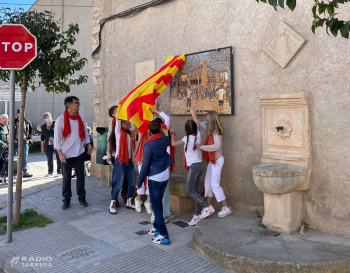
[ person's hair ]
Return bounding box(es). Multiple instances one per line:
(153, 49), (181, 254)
(108, 120), (129, 153)
(108, 106), (118, 154)
(108, 105), (118, 118)
(155, 117), (163, 124)
(108, 121), (116, 154)
(184, 120), (197, 152)
(16, 108), (20, 114)
(205, 111), (224, 137)
(131, 127), (138, 141)
(64, 96), (79, 110)
(87, 126), (91, 135)
(43, 112), (51, 118)
(149, 120), (161, 135)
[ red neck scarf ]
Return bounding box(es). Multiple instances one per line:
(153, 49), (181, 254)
(134, 133), (149, 163)
(183, 133), (196, 172)
(134, 132), (149, 189)
(146, 132), (163, 143)
(118, 128), (132, 165)
(169, 133), (176, 173)
(203, 136), (216, 165)
(111, 118), (116, 130)
(62, 110), (85, 142)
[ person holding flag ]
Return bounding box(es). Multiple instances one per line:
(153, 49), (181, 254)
(106, 105), (129, 213)
(116, 54), (184, 219)
(136, 120), (174, 245)
(109, 100), (137, 213)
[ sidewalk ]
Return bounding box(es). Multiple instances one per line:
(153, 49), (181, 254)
(0, 153), (232, 273)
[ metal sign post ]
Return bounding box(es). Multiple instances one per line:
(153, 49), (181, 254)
(7, 70), (15, 243)
(0, 24), (37, 243)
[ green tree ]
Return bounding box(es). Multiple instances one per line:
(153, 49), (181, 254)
(255, 0), (350, 38)
(0, 8), (88, 226)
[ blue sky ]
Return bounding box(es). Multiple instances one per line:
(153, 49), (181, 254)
(1, 0), (36, 12)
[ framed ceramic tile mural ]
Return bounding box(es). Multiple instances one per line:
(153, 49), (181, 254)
(170, 46), (234, 115)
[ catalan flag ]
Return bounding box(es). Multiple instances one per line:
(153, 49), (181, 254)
(117, 55), (185, 133)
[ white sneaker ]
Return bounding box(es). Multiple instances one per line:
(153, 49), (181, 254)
(148, 227), (157, 235)
(45, 173), (54, 177)
(144, 201), (153, 215)
(218, 206), (232, 218)
(126, 198), (135, 209)
(188, 215), (201, 226)
(199, 205), (215, 219)
(109, 200), (117, 214)
(135, 200), (142, 213)
(152, 234), (171, 245)
(151, 218), (169, 224)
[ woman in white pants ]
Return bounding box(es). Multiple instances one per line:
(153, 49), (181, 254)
(192, 110), (232, 217)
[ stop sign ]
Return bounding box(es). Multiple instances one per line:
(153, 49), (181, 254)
(0, 24), (37, 70)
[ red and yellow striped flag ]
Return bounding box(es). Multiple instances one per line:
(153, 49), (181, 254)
(117, 55), (185, 133)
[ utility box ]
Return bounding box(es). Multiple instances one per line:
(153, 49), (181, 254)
(96, 127), (109, 165)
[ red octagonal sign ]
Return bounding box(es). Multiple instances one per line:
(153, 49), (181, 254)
(0, 24), (37, 70)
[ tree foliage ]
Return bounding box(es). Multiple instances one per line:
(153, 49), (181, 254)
(255, 0), (350, 38)
(0, 8), (88, 227)
(0, 8), (88, 92)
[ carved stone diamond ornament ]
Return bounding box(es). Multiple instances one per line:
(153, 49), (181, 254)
(263, 22), (306, 68)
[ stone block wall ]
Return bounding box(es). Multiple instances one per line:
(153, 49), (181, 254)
(91, 0), (350, 237)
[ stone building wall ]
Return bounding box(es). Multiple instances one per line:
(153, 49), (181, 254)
(91, 0), (350, 237)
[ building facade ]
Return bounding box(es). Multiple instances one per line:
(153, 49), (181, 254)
(91, 0), (350, 237)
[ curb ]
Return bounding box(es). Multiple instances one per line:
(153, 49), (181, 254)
(193, 231), (350, 273)
(0, 246), (34, 273)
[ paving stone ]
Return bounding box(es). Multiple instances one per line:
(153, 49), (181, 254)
(55, 240), (123, 270)
(0, 154), (232, 273)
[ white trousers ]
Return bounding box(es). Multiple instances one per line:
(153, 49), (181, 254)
(204, 156), (226, 202)
(137, 165), (149, 195)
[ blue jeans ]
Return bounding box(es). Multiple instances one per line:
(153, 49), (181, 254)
(151, 181), (171, 221)
(149, 179), (169, 237)
(187, 97), (191, 107)
(110, 157), (128, 197)
(111, 158), (135, 200)
(15, 141), (28, 173)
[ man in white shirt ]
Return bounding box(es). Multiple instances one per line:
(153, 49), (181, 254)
(218, 85), (225, 112)
(54, 96), (92, 210)
(186, 89), (192, 108)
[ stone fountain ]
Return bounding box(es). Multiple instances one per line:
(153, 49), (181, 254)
(252, 92), (311, 233)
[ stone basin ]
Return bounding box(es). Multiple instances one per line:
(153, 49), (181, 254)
(252, 163), (309, 194)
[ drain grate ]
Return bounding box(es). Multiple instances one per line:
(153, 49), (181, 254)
(139, 221), (151, 225)
(40, 196), (61, 202)
(172, 220), (189, 228)
(135, 230), (148, 236)
(76, 208), (104, 216)
(259, 229), (281, 237)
